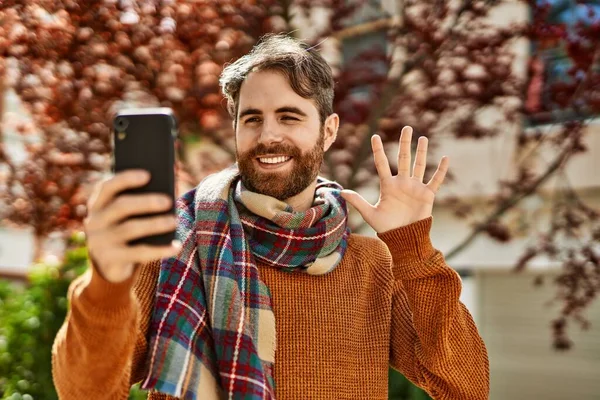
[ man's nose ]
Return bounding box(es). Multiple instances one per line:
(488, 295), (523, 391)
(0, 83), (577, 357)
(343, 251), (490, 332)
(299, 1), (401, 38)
(258, 118), (284, 145)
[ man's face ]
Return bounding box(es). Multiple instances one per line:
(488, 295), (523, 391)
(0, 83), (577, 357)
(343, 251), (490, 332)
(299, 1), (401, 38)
(235, 70), (334, 200)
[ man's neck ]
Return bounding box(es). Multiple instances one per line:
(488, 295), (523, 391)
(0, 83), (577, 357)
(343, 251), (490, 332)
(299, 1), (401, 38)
(283, 180), (317, 212)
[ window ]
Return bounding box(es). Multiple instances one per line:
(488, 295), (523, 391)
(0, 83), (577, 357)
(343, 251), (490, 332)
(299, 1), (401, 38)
(337, 1), (391, 123)
(527, 0), (600, 124)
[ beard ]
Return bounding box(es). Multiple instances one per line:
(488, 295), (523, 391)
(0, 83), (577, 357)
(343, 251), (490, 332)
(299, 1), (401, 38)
(237, 131), (325, 201)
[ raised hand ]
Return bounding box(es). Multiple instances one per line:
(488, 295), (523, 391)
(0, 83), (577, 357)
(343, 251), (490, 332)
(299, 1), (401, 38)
(341, 126), (449, 233)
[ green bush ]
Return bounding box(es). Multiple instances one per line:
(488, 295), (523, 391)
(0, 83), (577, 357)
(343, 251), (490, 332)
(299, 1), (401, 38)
(389, 368), (432, 400)
(0, 235), (147, 400)
(0, 245), (85, 399)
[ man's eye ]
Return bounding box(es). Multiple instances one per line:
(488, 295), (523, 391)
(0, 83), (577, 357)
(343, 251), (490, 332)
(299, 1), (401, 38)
(245, 117), (261, 123)
(282, 116), (299, 121)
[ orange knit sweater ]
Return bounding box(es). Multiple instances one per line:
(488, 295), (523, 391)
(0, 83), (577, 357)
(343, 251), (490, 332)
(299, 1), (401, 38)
(52, 217), (489, 399)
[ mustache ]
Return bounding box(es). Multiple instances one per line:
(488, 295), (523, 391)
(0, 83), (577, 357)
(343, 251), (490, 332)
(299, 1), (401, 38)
(242, 143), (302, 158)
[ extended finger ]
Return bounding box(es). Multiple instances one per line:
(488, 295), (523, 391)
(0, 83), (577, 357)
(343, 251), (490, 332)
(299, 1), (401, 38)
(341, 189), (374, 221)
(115, 214), (177, 242)
(426, 156), (449, 193)
(412, 136), (428, 182)
(397, 126), (413, 178)
(371, 135), (392, 180)
(91, 193), (173, 229)
(88, 170), (150, 213)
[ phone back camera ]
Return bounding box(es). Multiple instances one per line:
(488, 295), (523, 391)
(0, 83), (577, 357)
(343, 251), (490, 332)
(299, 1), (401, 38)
(114, 117), (129, 131)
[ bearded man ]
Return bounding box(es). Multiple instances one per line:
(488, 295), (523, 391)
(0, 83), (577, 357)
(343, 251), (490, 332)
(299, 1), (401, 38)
(52, 35), (489, 400)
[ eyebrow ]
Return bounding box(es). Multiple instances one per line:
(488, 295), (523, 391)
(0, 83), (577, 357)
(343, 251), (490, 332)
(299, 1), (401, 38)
(238, 106), (308, 120)
(238, 108), (262, 119)
(276, 106), (308, 117)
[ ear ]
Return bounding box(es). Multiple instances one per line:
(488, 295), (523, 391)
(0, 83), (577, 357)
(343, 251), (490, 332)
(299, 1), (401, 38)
(323, 113), (339, 152)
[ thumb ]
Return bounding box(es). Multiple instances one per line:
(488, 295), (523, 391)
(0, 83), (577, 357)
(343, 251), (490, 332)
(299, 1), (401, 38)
(341, 189), (373, 219)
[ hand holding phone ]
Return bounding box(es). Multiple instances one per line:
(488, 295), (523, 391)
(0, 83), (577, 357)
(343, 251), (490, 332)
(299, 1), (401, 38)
(84, 171), (180, 283)
(83, 108), (180, 283)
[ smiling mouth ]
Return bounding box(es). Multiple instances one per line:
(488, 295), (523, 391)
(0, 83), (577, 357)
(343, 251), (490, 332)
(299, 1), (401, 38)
(256, 156), (292, 165)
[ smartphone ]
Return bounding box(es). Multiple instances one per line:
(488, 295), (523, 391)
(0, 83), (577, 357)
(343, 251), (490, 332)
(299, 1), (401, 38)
(112, 107), (177, 246)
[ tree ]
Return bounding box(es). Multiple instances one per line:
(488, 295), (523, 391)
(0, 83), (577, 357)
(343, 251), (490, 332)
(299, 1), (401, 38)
(0, 0), (281, 258)
(295, 0), (599, 349)
(0, 0), (597, 351)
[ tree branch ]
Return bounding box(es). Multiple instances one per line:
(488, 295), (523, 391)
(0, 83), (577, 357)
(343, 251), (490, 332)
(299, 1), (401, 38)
(0, 61), (17, 201)
(344, 0), (490, 191)
(445, 135), (581, 260)
(444, 3), (599, 261)
(333, 17), (397, 40)
(346, 75), (402, 190)
(279, 0), (295, 28)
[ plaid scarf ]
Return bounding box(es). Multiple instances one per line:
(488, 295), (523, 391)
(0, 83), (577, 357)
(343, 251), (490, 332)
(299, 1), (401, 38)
(141, 165), (349, 399)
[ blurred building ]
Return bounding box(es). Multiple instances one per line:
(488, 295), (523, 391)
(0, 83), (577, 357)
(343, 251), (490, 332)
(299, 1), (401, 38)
(0, 227), (34, 279)
(0, 88), (36, 278)
(318, 1), (600, 399)
(433, 122), (600, 399)
(430, 2), (600, 398)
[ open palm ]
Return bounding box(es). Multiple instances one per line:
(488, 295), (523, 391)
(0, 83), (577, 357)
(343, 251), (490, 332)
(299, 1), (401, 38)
(341, 126), (449, 233)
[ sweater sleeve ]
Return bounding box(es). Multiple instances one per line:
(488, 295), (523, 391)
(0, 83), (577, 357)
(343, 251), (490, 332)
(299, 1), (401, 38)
(51, 259), (161, 399)
(378, 217), (490, 400)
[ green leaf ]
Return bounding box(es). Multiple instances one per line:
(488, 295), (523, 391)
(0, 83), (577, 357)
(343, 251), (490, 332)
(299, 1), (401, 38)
(388, 367), (432, 400)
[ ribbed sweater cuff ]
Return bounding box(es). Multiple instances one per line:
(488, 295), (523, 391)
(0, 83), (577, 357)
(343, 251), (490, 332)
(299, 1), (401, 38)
(79, 260), (138, 312)
(377, 217), (440, 280)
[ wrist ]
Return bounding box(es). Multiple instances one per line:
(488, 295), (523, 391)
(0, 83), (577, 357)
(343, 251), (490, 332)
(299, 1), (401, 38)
(377, 217), (435, 265)
(375, 213), (432, 234)
(77, 257), (138, 311)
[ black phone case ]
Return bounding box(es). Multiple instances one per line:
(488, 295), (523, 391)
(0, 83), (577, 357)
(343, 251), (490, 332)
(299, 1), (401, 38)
(112, 108), (177, 246)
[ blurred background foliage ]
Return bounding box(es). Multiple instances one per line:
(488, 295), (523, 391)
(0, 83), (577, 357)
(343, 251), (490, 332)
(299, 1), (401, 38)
(0, 234), (149, 399)
(388, 370), (432, 400)
(0, 235), (87, 399)
(0, 0), (599, 398)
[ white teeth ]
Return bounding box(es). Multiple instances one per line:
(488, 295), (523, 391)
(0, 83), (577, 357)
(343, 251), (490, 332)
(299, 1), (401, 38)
(258, 156), (291, 164)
